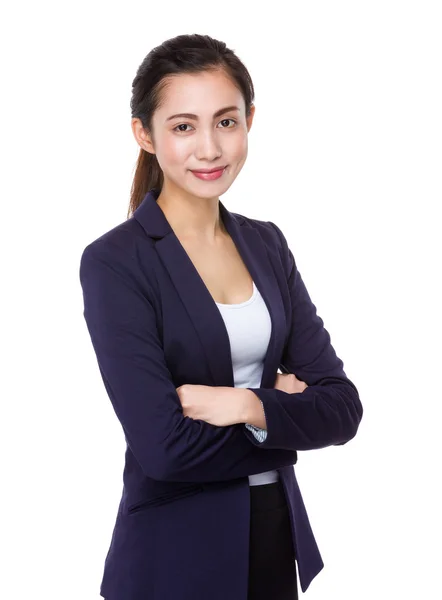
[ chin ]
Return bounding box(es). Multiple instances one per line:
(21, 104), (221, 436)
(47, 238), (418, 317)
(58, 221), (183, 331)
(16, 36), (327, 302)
(186, 177), (232, 197)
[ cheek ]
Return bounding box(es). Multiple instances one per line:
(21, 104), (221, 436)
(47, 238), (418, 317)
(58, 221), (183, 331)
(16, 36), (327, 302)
(156, 131), (248, 167)
(229, 135), (248, 165)
(228, 132), (248, 158)
(156, 136), (190, 167)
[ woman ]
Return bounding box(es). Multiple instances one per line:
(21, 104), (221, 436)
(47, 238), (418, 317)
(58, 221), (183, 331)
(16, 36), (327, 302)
(79, 33), (363, 600)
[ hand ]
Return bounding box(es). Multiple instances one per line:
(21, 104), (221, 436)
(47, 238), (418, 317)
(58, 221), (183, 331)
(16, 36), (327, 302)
(273, 372), (308, 394)
(176, 384), (242, 427)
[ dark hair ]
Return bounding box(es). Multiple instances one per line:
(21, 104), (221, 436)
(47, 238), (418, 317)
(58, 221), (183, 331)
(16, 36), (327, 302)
(127, 33), (255, 218)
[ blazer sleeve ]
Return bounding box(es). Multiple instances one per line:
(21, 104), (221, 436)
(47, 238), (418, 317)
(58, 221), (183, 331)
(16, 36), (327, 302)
(242, 221), (363, 451)
(79, 239), (298, 483)
(245, 420), (268, 442)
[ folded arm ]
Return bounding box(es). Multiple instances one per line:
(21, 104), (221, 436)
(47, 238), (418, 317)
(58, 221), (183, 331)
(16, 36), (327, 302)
(79, 239), (297, 483)
(242, 221), (363, 450)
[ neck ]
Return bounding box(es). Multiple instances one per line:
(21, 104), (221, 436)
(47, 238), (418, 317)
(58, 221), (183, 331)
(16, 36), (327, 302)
(156, 184), (226, 242)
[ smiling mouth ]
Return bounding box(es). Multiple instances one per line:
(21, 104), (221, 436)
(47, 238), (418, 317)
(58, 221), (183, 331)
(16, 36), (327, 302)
(190, 166), (227, 173)
(190, 166), (227, 180)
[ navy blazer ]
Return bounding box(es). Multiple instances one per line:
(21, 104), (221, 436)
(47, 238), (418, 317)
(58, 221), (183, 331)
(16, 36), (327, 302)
(79, 187), (363, 600)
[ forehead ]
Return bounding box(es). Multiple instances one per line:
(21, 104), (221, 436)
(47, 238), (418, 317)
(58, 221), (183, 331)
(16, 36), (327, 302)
(156, 70), (244, 116)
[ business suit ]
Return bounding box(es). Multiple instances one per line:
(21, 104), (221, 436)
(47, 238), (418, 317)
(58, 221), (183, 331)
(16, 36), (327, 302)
(79, 187), (363, 600)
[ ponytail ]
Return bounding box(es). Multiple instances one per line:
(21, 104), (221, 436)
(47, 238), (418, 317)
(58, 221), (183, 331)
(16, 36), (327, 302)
(127, 148), (163, 219)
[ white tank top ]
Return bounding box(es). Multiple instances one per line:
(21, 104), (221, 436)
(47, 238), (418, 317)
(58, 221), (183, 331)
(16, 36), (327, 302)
(215, 281), (279, 486)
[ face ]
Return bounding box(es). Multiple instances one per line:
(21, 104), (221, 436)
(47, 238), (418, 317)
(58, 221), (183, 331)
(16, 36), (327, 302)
(132, 69), (255, 201)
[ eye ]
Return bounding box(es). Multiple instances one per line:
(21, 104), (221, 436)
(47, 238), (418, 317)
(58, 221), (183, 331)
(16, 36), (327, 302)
(217, 118), (237, 128)
(172, 118), (237, 133)
(173, 123), (194, 133)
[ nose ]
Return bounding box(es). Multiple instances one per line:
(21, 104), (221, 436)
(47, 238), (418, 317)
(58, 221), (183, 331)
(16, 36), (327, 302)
(194, 129), (222, 161)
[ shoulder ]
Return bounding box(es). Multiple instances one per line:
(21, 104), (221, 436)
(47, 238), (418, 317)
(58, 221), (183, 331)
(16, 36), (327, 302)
(233, 211), (293, 275)
(81, 216), (149, 259)
(80, 217), (153, 262)
(78, 217), (157, 295)
(231, 209), (287, 246)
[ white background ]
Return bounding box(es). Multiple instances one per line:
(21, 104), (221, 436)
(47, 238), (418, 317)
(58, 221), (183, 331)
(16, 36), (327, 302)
(1, 1), (441, 599)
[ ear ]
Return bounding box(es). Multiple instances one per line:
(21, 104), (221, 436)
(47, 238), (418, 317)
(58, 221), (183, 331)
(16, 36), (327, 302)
(131, 118), (156, 154)
(246, 104), (256, 133)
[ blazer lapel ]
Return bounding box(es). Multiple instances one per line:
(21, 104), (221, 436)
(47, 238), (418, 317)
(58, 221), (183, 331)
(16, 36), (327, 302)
(133, 188), (287, 389)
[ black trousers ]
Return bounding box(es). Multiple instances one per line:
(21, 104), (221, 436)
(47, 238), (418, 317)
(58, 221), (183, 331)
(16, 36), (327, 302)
(248, 479), (298, 600)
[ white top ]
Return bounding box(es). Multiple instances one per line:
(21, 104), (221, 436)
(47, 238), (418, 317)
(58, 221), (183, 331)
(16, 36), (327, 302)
(215, 281), (279, 486)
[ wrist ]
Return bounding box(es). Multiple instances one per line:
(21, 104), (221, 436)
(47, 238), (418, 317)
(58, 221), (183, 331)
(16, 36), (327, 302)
(239, 389), (266, 428)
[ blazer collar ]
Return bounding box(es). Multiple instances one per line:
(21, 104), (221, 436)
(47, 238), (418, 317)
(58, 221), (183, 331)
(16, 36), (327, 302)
(133, 188), (286, 388)
(132, 187), (246, 237)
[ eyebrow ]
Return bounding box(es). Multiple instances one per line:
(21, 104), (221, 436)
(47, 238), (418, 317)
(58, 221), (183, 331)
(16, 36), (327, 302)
(165, 105), (241, 122)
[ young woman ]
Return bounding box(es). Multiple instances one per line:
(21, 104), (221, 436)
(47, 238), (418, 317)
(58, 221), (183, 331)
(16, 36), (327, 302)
(80, 33), (363, 600)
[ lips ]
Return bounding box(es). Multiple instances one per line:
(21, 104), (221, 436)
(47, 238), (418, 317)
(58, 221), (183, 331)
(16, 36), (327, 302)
(191, 166), (227, 173)
(190, 166), (227, 181)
